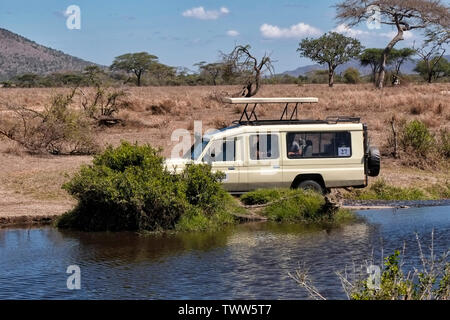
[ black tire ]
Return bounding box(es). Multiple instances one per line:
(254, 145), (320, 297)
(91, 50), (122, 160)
(368, 146), (380, 177)
(297, 180), (324, 194)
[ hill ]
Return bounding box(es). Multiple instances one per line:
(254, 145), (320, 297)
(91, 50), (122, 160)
(0, 28), (97, 81)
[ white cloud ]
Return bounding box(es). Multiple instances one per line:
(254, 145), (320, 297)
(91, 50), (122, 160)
(226, 30), (239, 37)
(380, 30), (414, 40)
(182, 6), (230, 20)
(332, 24), (369, 38)
(220, 7), (229, 15)
(260, 22), (321, 39)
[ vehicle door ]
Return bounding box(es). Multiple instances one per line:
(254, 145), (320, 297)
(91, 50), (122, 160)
(202, 137), (244, 192)
(243, 132), (283, 190)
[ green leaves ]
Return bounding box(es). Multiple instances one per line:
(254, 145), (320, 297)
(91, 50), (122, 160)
(58, 142), (233, 232)
(110, 52), (159, 86)
(298, 32), (363, 69)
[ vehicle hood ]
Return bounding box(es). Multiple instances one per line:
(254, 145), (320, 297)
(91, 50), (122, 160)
(164, 158), (197, 173)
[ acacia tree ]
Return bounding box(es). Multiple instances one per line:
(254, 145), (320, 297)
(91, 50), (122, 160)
(390, 48), (416, 76)
(224, 45), (274, 97)
(148, 63), (176, 84)
(336, 0), (450, 89)
(194, 61), (224, 85)
(298, 32), (363, 87)
(415, 57), (449, 82)
(110, 52), (158, 86)
(359, 48), (385, 83)
(414, 29), (449, 83)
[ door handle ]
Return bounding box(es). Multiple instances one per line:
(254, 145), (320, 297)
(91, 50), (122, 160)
(273, 165), (280, 169)
(228, 167), (235, 170)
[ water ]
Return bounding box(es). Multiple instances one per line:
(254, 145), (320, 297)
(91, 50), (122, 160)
(0, 206), (449, 300)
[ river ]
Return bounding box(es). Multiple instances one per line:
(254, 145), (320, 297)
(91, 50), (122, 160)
(0, 206), (449, 299)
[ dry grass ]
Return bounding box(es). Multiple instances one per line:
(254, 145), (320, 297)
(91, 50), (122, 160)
(0, 83), (449, 217)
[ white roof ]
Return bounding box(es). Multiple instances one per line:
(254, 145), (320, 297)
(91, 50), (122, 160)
(222, 97), (319, 104)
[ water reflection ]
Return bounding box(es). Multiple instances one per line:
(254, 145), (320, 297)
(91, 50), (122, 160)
(0, 206), (448, 299)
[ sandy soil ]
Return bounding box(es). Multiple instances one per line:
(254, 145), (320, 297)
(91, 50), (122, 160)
(0, 84), (449, 225)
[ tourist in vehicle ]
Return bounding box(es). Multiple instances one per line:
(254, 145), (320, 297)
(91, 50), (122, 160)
(288, 135), (305, 158)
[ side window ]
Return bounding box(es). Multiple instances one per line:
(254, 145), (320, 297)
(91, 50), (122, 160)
(286, 132), (351, 158)
(249, 134), (279, 160)
(203, 138), (236, 163)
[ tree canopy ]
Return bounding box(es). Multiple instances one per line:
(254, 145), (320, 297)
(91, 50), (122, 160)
(298, 32), (363, 87)
(110, 52), (158, 86)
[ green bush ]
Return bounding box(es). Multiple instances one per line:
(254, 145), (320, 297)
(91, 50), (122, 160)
(175, 195), (238, 232)
(181, 164), (226, 215)
(242, 188), (357, 223)
(343, 67), (360, 84)
(262, 189), (329, 222)
(57, 142), (235, 232)
(240, 189), (288, 205)
(399, 120), (435, 157)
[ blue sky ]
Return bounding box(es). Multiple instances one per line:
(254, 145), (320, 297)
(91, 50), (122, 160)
(0, 0), (428, 73)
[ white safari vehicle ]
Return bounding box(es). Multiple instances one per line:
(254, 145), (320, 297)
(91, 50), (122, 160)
(166, 97), (380, 194)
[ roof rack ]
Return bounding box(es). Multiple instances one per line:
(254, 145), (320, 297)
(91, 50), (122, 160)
(325, 116), (360, 124)
(233, 118), (361, 126)
(223, 97), (319, 124)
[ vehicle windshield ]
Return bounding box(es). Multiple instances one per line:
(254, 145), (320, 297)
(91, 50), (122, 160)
(184, 138), (210, 160)
(182, 125), (239, 160)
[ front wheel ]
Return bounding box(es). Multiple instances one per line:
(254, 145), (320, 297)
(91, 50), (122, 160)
(297, 180), (324, 195)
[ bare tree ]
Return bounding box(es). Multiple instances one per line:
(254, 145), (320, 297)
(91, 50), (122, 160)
(336, 0), (450, 89)
(224, 45), (274, 97)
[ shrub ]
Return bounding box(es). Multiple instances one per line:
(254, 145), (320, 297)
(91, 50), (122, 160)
(181, 163), (226, 215)
(399, 120), (435, 157)
(240, 189), (287, 205)
(262, 189), (328, 222)
(343, 67), (360, 84)
(80, 86), (129, 124)
(0, 89), (99, 155)
(57, 142), (235, 232)
(175, 195), (238, 232)
(58, 142), (187, 231)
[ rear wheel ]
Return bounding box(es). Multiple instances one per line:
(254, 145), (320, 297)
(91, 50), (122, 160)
(297, 180), (324, 194)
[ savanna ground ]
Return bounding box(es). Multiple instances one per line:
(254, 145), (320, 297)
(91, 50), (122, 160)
(0, 83), (449, 223)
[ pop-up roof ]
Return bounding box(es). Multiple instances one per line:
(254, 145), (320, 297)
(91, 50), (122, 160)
(222, 97), (319, 124)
